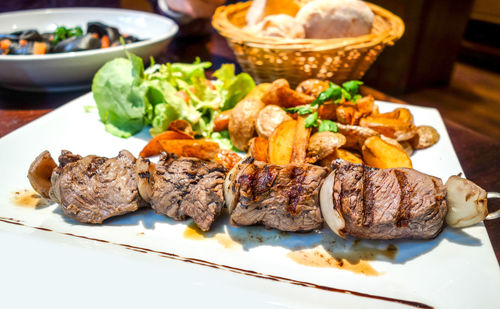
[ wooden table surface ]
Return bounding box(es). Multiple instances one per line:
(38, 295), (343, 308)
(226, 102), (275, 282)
(0, 31), (498, 264)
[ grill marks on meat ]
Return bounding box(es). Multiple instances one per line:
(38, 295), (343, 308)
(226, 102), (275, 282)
(150, 153), (226, 232)
(49, 150), (147, 224)
(229, 160), (327, 232)
(332, 160), (447, 239)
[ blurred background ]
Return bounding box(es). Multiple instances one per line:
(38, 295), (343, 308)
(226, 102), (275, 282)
(1, 0), (499, 140)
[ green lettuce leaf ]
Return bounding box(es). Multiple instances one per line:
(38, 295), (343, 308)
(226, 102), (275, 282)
(92, 58), (146, 138)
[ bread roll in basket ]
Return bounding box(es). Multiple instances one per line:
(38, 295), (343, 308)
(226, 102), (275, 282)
(212, 1), (404, 86)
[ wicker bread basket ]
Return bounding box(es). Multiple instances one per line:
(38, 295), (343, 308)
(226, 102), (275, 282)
(212, 1), (405, 87)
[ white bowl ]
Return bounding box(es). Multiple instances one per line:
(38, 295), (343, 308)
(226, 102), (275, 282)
(0, 8), (178, 92)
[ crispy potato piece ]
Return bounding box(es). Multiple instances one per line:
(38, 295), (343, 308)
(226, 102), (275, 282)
(248, 137), (269, 162)
(445, 175), (488, 228)
(317, 149), (363, 167)
(290, 116), (311, 164)
(215, 150), (241, 170)
(268, 120), (296, 164)
(334, 95), (375, 125)
(213, 110), (232, 132)
(159, 139), (220, 161)
(229, 97), (265, 151)
(256, 105), (293, 138)
(334, 149), (364, 164)
(375, 108), (414, 123)
(261, 79), (315, 108)
(356, 95), (375, 115)
(140, 131), (193, 157)
(296, 79), (330, 97)
(400, 141), (414, 156)
(245, 83), (271, 100)
(410, 125), (440, 149)
(336, 123), (379, 151)
(306, 132), (346, 163)
(168, 120), (195, 137)
(318, 102), (338, 120)
(362, 136), (412, 169)
(359, 116), (416, 141)
(335, 105), (357, 125)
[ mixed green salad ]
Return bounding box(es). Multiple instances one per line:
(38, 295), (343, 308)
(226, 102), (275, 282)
(92, 52), (255, 139)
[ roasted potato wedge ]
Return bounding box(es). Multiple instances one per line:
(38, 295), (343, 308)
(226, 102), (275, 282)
(336, 123), (379, 151)
(400, 141), (414, 156)
(335, 105), (357, 125)
(445, 175), (488, 228)
(268, 120), (296, 164)
(290, 116), (311, 164)
(359, 116), (416, 141)
(248, 137), (269, 162)
(296, 79), (330, 97)
(375, 108), (414, 123)
(256, 105), (293, 138)
(334, 149), (363, 164)
(213, 110), (232, 132)
(317, 149), (363, 167)
(215, 150), (241, 170)
(362, 136), (413, 169)
(159, 139), (220, 161)
(355, 95), (375, 115)
(140, 130), (193, 157)
(410, 125), (440, 149)
(245, 83), (271, 100)
(318, 102), (338, 120)
(306, 132), (346, 163)
(167, 119), (195, 137)
(261, 79), (315, 108)
(229, 97), (265, 151)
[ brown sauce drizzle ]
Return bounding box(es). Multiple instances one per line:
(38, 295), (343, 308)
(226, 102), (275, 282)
(0, 216), (431, 309)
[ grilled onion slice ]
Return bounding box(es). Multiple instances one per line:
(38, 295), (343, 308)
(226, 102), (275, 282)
(319, 170), (346, 238)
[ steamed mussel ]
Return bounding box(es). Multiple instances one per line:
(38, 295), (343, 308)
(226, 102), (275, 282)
(0, 22), (143, 55)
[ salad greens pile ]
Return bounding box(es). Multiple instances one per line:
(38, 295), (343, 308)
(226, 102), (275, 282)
(92, 52), (255, 138)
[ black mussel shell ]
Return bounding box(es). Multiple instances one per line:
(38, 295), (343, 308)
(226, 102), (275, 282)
(20, 30), (43, 41)
(87, 22), (119, 41)
(53, 33), (101, 53)
(0, 34), (19, 41)
(8, 41), (34, 55)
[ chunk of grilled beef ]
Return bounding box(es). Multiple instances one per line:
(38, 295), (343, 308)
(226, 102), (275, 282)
(49, 150), (148, 224)
(226, 158), (327, 232)
(149, 153), (226, 232)
(327, 160), (447, 239)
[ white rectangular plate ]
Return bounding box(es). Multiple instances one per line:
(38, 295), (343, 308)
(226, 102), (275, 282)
(1, 93), (499, 309)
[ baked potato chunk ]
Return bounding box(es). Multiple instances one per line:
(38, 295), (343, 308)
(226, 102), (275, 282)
(261, 79), (315, 108)
(295, 79), (330, 97)
(410, 125), (440, 149)
(248, 137), (269, 162)
(256, 105), (292, 138)
(268, 120), (296, 164)
(359, 108), (416, 141)
(229, 97), (265, 151)
(336, 123), (379, 151)
(306, 132), (346, 163)
(362, 136), (413, 169)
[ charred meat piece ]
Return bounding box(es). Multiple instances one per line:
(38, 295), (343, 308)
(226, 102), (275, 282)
(150, 153), (226, 232)
(49, 150), (148, 224)
(226, 157), (327, 232)
(321, 160), (447, 239)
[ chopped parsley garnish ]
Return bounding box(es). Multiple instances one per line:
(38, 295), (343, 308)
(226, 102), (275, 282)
(318, 120), (338, 133)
